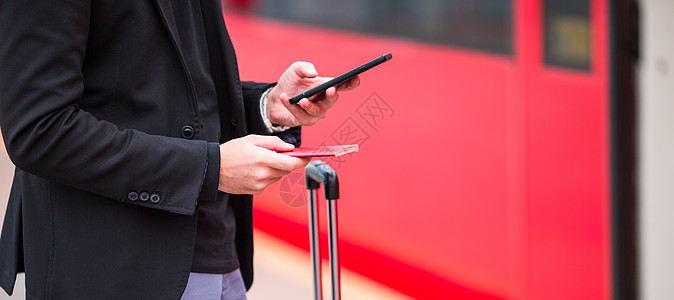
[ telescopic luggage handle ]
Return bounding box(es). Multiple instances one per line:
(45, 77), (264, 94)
(305, 161), (339, 200)
(305, 161), (341, 300)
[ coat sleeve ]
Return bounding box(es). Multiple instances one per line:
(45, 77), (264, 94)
(240, 82), (302, 146)
(0, 0), (213, 215)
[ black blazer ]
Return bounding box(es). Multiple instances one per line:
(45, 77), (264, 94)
(0, 0), (299, 299)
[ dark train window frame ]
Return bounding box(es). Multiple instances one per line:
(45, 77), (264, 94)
(223, 0), (514, 56)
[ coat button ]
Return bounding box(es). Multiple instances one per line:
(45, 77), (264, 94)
(231, 119), (239, 127)
(127, 191), (139, 201)
(139, 192), (150, 202)
(181, 125), (195, 139)
(150, 193), (161, 203)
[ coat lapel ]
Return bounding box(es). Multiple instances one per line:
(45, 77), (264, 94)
(151, 0), (184, 57)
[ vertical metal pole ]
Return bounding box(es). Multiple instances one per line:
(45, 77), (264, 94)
(328, 200), (341, 300)
(308, 189), (323, 300)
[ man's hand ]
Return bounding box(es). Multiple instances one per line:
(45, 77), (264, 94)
(266, 62), (360, 127)
(218, 135), (311, 195)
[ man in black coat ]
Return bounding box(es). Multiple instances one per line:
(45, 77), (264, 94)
(0, 0), (359, 299)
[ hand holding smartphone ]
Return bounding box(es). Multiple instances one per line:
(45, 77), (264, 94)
(288, 53), (393, 105)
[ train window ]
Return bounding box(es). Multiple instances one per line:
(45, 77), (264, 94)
(223, 0), (513, 56)
(544, 0), (592, 70)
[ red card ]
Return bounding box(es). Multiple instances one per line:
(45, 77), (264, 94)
(279, 144), (359, 158)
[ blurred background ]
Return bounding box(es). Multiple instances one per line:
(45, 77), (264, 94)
(2, 0), (673, 299)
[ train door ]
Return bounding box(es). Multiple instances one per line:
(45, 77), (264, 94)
(514, 0), (611, 298)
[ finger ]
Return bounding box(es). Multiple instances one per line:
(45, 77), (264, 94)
(336, 76), (360, 91)
(293, 157), (312, 169)
(249, 178), (278, 195)
(303, 87), (338, 113)
(255, 167), (291, 181)
(263, 176), (285, 186)
(320, 86), (339, 108)
(265, 160), (309, 181)
(326, 86), (337, 98)
(267, 154), (311, 172)
(280, 92), (298, 110)
(298, 98), (327, 118)
(278, 93), (312, 126)
(292, 62), (318, 78)
(247, 135), (295, 152)
(266, 172), (289, 181)
(251, 175), (288, 194)
(299, 157), (312, 166)
(282, 94), (321, 126)
(304, 96), (337, 115)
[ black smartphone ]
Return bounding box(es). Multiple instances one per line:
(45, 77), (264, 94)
(288, 53), (392, 105)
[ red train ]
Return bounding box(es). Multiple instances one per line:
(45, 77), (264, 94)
(222, 0), (633, 298)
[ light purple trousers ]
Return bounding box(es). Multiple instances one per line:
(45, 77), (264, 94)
(180, 269), (247, 300)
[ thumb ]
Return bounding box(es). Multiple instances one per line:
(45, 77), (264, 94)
(247, 135), (295, 152)
(292, 61), (318, 78)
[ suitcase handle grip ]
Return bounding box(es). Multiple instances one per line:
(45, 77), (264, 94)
(305, 161), (340, 200)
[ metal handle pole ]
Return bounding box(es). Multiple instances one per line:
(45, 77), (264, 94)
(305, 161), (340, 300)
(328, 200), (341, 300)
(308, 189), (323, 300)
